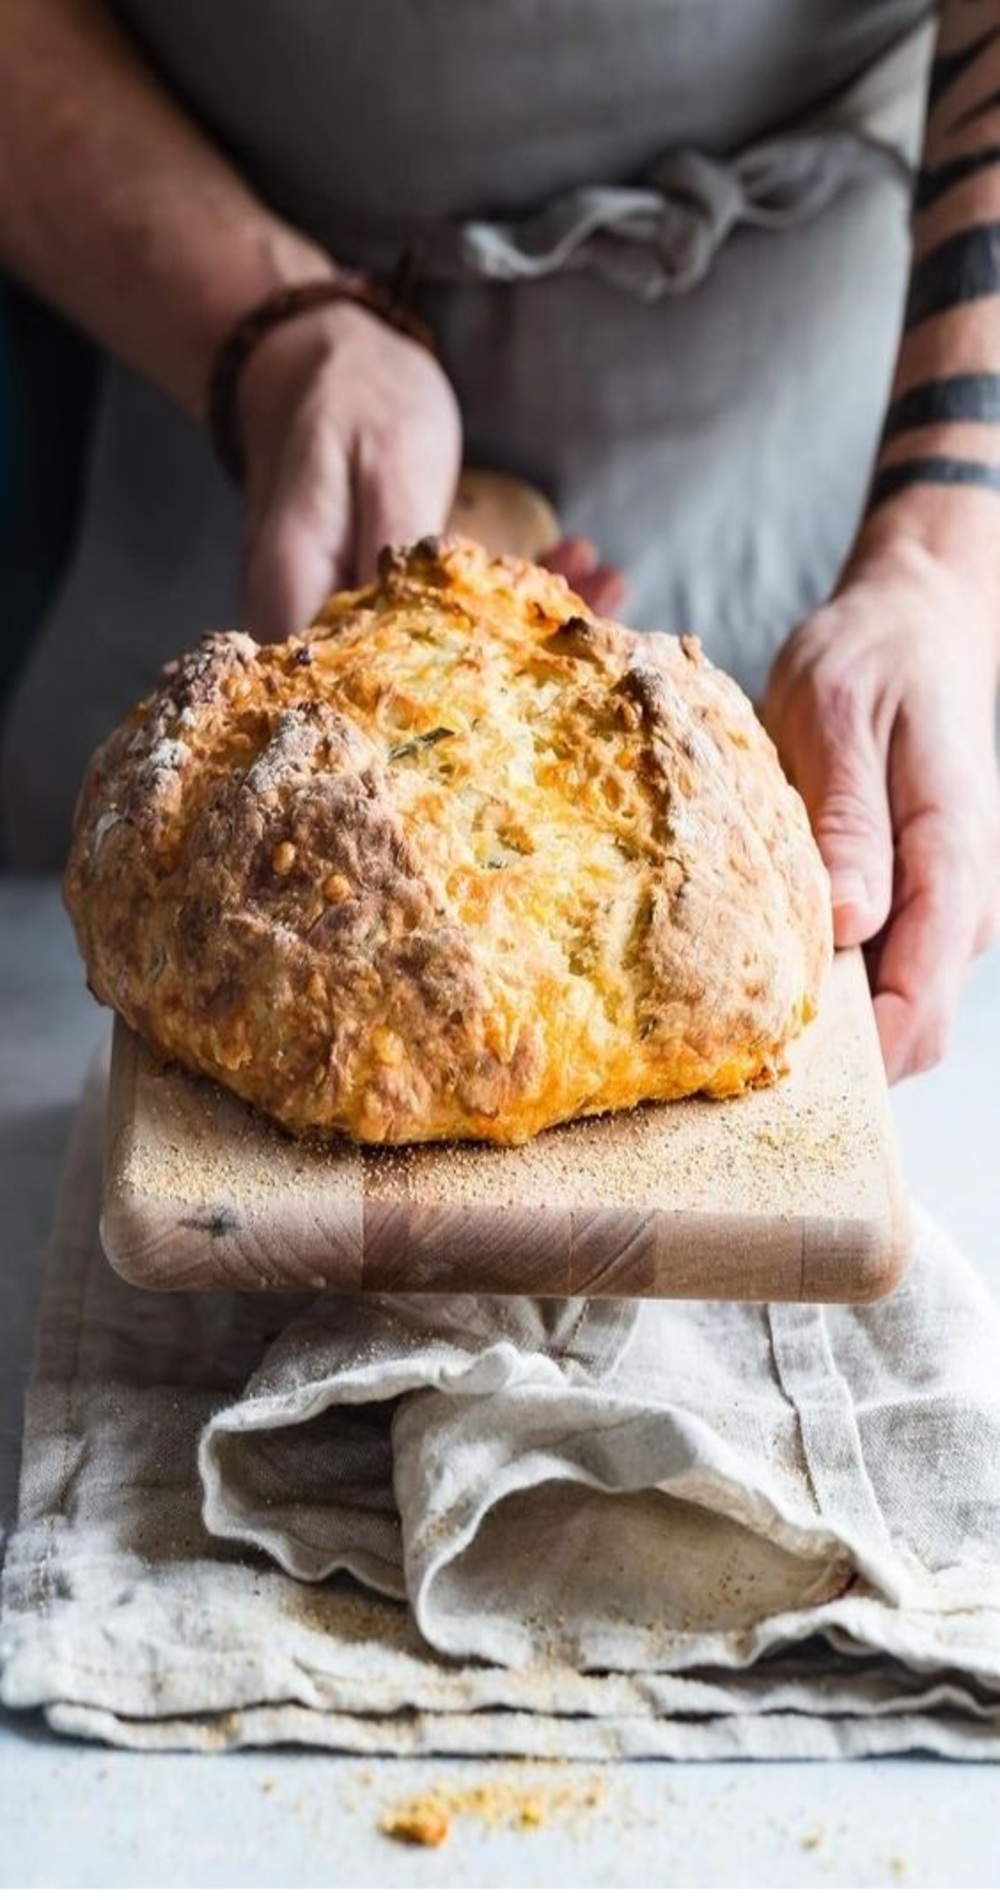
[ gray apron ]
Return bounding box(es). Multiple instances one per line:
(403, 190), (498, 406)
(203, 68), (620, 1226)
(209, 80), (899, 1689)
(1, 1), (934, 869)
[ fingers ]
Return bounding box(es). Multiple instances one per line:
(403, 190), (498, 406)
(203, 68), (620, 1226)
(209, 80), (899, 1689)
(541, 538), (628, 615)
(353, 358), (461, 583)
(815, 742), (895, 949)
(870, 812), (980, 1080)
(244, 510), (347, 641)
(243, 428), (353, 639)
(776, 679), (895, 948)
(871, 705), (999, 1079)
(353, 428), (459, 588)
(767, 561), (1000, 1085)
(239, 311), (462, 632)
(541, 536), (595, 580)
(244, 405), (459, 635)
(575, 565), (628, 615)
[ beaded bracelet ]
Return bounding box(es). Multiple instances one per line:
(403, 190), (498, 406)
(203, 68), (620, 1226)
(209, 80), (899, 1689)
(206, 272), (435, 484)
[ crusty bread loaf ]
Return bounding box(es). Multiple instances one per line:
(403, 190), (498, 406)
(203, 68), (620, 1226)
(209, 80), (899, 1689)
(65, 537), (831, 1144)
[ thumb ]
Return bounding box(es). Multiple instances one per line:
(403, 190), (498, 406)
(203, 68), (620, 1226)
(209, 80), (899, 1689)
(810, 725), (894, 947)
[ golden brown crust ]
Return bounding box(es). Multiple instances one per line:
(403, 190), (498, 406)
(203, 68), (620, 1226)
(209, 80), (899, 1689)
(64, 537), (832, 1144)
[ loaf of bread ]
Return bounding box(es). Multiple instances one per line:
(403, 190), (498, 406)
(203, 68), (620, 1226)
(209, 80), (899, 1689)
(65, 537), (831, 1144)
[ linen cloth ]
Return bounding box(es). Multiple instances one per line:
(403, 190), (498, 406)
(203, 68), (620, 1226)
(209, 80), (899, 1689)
(2, 1055), (1000, 1757)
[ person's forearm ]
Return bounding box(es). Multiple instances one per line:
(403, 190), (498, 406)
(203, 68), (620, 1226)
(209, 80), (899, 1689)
(862, 0), (1000, 633)
(0, 0), (332, 419)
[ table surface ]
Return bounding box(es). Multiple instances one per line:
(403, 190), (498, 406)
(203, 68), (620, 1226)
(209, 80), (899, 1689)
(2, 878), (998, 1890)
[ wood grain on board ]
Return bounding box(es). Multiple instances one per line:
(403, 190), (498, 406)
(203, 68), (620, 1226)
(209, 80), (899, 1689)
(100, 951), (913, 1302)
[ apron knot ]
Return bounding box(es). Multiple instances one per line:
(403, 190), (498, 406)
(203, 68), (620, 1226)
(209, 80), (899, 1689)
(449, 132), (909, 301)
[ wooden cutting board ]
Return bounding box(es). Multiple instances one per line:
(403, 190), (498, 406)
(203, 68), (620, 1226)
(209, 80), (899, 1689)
(100, 950), (913, 1302)
(97, 476), (911, 1303)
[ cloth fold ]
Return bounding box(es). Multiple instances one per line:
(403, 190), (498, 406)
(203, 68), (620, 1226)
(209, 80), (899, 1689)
(2, 1054), (1000, 1757)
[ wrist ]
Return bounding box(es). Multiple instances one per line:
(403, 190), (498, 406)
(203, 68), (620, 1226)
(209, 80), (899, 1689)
(211, 274), (434, 484)
(848, 486), (1000, 658)
(183, 219), (335, 423)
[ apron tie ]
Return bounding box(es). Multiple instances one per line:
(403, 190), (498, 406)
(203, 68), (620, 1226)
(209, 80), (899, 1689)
(445, 133), (911, 301)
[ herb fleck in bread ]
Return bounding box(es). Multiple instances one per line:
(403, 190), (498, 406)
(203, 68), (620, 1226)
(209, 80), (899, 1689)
(65, 537), (832, 1143)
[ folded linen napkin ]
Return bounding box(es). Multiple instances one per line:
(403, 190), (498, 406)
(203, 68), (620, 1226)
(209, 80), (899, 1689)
(2, 1055), (1000, 1757)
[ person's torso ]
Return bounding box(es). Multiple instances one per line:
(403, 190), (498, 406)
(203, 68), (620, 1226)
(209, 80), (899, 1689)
(2, 0), (936, 868)
(114, 0), (933, 234)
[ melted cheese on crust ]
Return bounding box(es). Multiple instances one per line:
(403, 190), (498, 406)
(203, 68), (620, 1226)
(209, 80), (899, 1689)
(65, 538), (832, 1144)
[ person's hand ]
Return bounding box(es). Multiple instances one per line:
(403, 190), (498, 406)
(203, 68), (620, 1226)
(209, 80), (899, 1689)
(541, 537), (627, 616)
(238, 301), (462, 638)
(765, 540), (1000, 1081)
